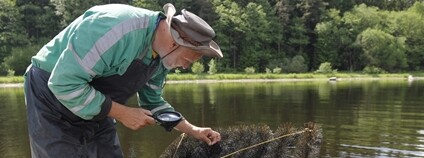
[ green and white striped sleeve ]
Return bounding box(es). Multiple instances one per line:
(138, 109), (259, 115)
(138, 67), (175, 115)
(48, 8), (155, 120)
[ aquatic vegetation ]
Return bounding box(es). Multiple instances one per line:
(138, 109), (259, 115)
(160, 122), (322, 158)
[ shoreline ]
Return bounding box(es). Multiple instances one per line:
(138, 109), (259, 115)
(166, 76), (424, 83)
(1, 77), (422, 88)
(0, 83), (24, 88)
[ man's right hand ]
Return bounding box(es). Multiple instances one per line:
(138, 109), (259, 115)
(108, 101), (156, 130)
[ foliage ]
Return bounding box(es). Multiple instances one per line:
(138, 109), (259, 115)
(131, 0), (161, 10)
(282, 55), (308, 73)
(3, 0), (424, 76)
(290, 55), (308, 73)
(387, 3), (424, 70)
(212, 0), (283, 72)
(3, 44), (40, 75)
(275, 0), (326, 70)
(164, 72), (416, 81)
(191, 62), (204, 74)
(362, 66), (387, 74)
(52, 0), (130, 27)
(315, 9), (352, 71)
(174, 69), (181, 74)
(315, 2), (424, 72)
(314, 62), (337, 74)
(265, 66), (282, 74)
(356, 28), (408, 72)
(265, 68), (271, 74)
(0, 0), (29, 63)
(16, 0), (61, 41)
(272, 67), (282, 73)
(244, 67), (255, 74)
(0, 65), (8, 76)
(208, 59), (218, 75)
(0, 76), (25, 83)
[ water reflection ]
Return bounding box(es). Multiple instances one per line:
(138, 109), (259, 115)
(0, 87), (30, 157)
(1, 80), (424, 157)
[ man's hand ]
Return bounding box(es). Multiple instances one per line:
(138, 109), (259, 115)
(175, 120), (221, 145)
(190, 126), (221, 145)
(108, 101), (156, 130)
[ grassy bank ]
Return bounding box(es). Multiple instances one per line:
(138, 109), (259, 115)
(166, 73), (421, 81)
(0, 76), (24, 84)
(2, 72), (421, 84)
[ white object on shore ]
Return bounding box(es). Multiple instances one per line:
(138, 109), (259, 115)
(329, 77), (337, 81)
(408, 75), (414, 82)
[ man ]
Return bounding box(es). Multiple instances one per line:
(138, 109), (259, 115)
(24, 3), (222, 158)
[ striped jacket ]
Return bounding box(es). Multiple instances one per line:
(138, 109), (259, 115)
(29, 4), (174, 120)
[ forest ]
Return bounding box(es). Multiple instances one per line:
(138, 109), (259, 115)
(1, 0), (424, 75)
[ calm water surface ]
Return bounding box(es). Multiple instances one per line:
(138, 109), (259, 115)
(0, 80), (423, 157)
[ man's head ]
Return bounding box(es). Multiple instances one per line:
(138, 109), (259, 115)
(163, 3), (222, 58)
(154, 3), (222, 70)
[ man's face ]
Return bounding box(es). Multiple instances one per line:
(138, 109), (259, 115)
(161, 43), (202, 70)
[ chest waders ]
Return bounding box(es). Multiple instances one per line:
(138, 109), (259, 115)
(24, 57), (160, 158)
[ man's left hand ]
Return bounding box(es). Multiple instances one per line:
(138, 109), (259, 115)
(191, 127), (221, 145)
(174, 119), (221, 145)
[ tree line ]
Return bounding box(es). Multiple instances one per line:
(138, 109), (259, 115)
(1, 0), (424, 75)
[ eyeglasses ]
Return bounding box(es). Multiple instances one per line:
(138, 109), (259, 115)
(184, 52), (202, 63)
(161, 42), (181, 60)
(162, 41), (203, 65)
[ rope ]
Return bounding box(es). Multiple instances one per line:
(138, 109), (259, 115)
(220, 128), (311, 158)
(172, 133), (186, 158)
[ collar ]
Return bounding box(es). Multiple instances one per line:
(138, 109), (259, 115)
(152, 50), (159, 59)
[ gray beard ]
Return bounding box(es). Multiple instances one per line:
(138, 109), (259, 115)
(161, 60), (173, 70)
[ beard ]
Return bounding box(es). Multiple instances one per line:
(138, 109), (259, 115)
(161, 58), (174, 70)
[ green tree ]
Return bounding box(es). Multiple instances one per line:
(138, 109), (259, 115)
(388, 2), (424, 70)
(16, 0), (61, 40)
(275, 0), (325, 70)
(337, 4), (389, 71)
(315, 9), (355, 71)
(343, 4), (388, 32)
(297, 0), (326, 70)
(3, 44), (41, 75)
(191, 62), (204, 74)
(324, 0), (357, 12)
(175, 0), (217, 24)
(212, 0), (244, 71)
(239, 2), (273, 72)
(289, 55), (308, 73)
(213, 0), (284, 72)
(52, 0), (103, 27)
(131, 0), (161, 10)
(133, 0), (217, 23)
(0, 0), (29, 64)
(208, 59), (218, 74)
(315, 62), (336, 74)
(325, 0), (422, 12)
(286, 17), (309, 58)
(356, 28), (407, 72)
(281, 55), (308, 73)
(360, 0), (424, 11)
(53, 0), (132, 27)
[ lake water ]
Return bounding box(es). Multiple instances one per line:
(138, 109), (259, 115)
(0, 79), (423, 157)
